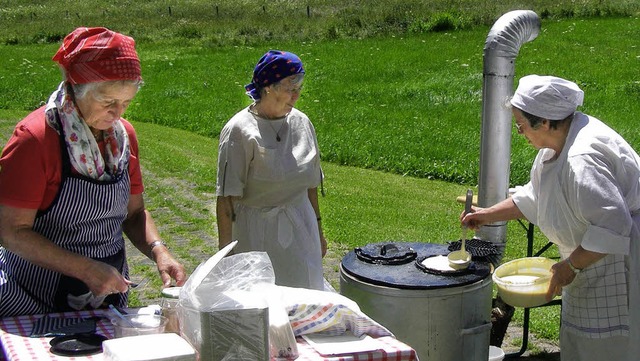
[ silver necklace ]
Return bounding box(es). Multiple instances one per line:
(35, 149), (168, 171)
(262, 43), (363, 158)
(267, 120), (286, 142)
(249, 105), (287, 142)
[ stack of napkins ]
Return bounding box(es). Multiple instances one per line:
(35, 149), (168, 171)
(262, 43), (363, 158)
(102, 333), (196, 361)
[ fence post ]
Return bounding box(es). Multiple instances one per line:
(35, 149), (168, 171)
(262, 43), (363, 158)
(168, 6), (172, 16)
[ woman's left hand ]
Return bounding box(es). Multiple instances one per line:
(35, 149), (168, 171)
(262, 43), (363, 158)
(154, 250), (188, 287)
(546, 260), (576, 301)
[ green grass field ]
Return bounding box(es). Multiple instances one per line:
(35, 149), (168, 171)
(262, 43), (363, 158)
(2, 16), (639, 185)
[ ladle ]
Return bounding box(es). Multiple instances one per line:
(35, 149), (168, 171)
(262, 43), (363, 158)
(448, 189), (473, 270)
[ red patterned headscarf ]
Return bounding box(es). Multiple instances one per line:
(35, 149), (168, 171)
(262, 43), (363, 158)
(52, 27), (142, 85)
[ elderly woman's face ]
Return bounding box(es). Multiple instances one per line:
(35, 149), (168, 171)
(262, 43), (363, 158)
(512, 108), (546, 150)
(268, 75), (303, 111)
(76, 82), (138, 130)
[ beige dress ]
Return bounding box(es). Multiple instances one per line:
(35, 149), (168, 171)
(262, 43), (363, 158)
(216, 107), (324, 290)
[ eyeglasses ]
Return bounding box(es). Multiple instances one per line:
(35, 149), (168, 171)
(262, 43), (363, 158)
(275, 82), (303, 94)
(514, 121), (524, 133)
(281, 85), (303, 94)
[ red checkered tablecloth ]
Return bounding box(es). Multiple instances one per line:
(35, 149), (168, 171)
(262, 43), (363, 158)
(0, 310), (418, 361)
(0, 310), (111, 361)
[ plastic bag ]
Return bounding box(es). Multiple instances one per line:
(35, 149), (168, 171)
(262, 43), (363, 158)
(178, 244), (276, 361)
(252, 284), (299, 360)
(179, 242), (274, 310)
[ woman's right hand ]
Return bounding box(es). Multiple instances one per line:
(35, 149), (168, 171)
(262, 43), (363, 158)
(81, 260), (129, 297)
(460, 198), (523, 230)
(460, 206), (487, 230)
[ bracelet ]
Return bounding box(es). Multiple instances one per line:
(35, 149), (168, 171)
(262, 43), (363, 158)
(150, 240), (167, 251)
(567, 258), (581, 274)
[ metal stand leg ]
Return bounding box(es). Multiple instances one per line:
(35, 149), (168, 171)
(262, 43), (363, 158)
(505, 221), (560, 359)
(504, 307), (530, 359)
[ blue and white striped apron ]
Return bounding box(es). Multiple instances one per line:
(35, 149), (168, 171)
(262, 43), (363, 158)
(0, 128), (130, 317)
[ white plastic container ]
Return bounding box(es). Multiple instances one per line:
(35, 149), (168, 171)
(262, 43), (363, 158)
(489, 346), (505, 361)
(110, 314), (167, 338)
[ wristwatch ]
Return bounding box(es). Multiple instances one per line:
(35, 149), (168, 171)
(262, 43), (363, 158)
(150, 240), (167, 250)
(567, 258), (581, 274)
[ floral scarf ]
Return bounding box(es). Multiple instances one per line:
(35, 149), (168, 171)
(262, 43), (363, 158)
(45, 82), (130, 181)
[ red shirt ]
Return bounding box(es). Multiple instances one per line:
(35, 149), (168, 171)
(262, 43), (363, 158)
(0, 106), (144, 211)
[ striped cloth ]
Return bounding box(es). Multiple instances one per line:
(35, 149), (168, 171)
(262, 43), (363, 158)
(273, 286), (392, 338)
(289, 303), (393, 338)
(30, 315), (96, 337)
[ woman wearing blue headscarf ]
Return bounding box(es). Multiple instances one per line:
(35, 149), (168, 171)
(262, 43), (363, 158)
(215, 50), (326, 290)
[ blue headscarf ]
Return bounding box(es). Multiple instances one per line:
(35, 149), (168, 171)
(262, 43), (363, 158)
(245, 50), (305, 101)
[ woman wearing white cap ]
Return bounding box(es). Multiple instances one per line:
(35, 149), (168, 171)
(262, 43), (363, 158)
(462, 75), (640, 361)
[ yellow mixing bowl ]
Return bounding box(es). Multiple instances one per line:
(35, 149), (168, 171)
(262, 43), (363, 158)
(493, 257), (557, 308)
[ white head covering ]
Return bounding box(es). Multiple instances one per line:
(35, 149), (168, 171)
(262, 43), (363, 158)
(510, 75), (584, 120)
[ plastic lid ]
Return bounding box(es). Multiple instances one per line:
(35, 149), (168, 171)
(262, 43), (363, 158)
(161, 287), (181, 299)
(49, 333), (107, 357)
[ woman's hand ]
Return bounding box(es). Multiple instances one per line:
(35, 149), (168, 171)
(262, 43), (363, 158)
(81, 259), (130, 297)
(545, 247), (606, 301)
(153, 249), (187, 287)
(460, 206), (487, 230)
(546, 259), (576, 301)
(320, 233), (327, 257)
(460, 198), (524, 230)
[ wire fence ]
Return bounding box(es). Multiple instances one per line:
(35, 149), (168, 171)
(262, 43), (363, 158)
(1, 0), (638, 45)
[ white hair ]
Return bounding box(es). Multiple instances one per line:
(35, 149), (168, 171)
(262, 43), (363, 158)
(71, 80), (143, 100)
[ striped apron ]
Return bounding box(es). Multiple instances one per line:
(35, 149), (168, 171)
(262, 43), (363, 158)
(0, 128), (130, 317)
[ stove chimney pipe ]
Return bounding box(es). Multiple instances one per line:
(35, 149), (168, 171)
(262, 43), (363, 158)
(477, 10), (540, 244)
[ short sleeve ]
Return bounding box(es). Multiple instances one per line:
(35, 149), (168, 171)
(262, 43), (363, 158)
(216, 124), (249, 197)
(0, 123), (48, 209)
(122, 119), (143, 195)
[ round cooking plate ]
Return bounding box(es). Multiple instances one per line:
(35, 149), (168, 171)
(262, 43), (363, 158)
(341, 242), (492, 289)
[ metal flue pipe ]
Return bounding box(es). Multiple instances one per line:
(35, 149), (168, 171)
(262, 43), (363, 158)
(476, 10), (540, 244)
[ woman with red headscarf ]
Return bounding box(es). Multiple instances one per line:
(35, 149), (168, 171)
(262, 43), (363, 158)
(216, 50), (326, 290)
(0, 27), (187, 317)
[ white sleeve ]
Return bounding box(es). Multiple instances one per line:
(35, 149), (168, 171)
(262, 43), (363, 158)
(566, 153), (631, 255)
